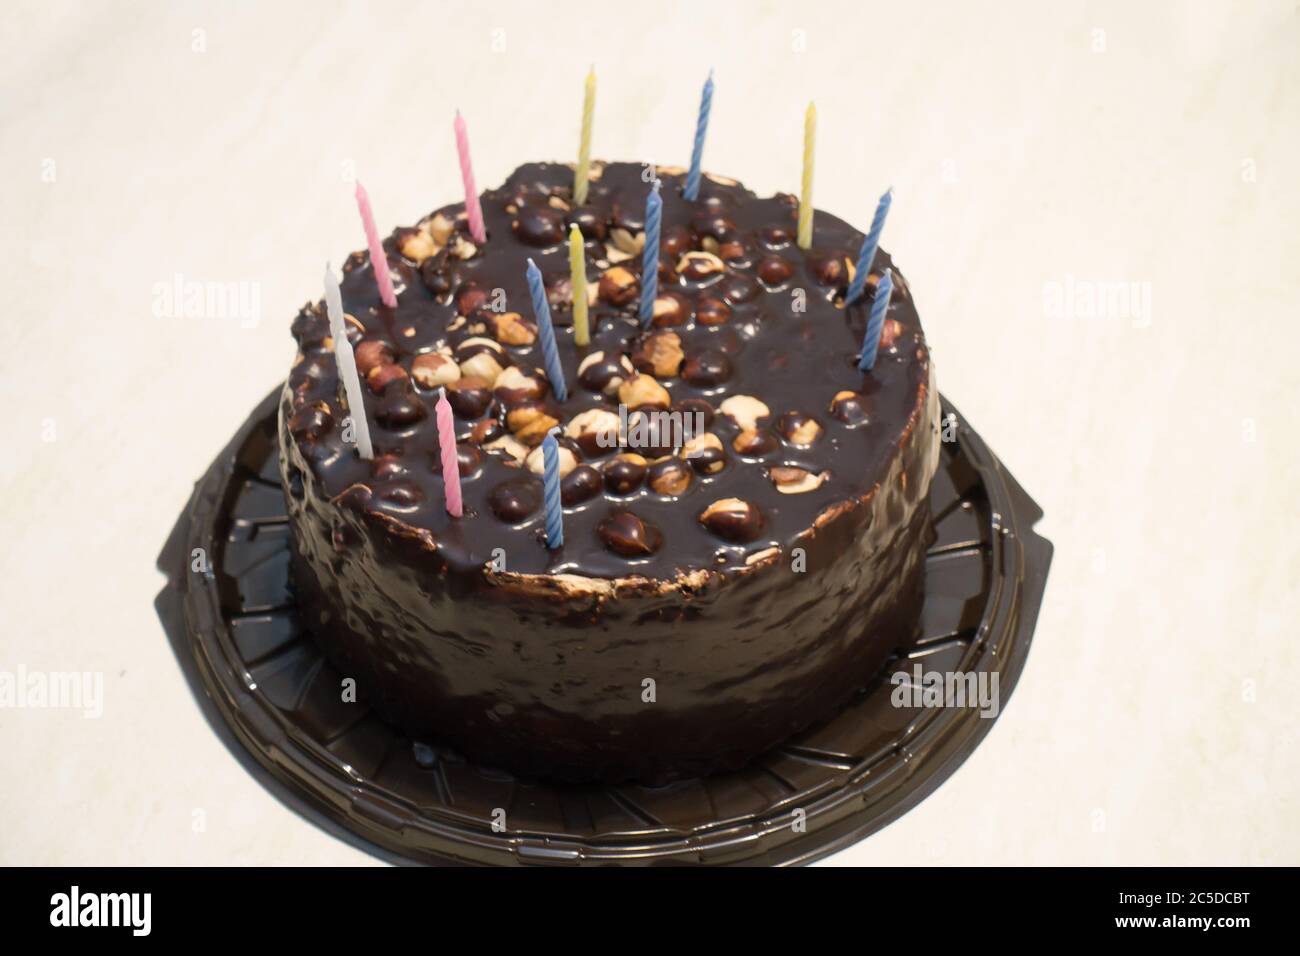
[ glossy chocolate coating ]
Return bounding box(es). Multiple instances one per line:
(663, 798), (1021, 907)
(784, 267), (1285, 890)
(280, 162), (940, 783)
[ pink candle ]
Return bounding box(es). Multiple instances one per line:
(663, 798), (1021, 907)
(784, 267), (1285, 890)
(354, 182), (398, 308)
(436, 389), (463, 517)
(454, 111), (487, 244)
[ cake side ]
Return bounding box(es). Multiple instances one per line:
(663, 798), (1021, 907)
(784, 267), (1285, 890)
(280, 161), (940, 782)
(280, 372), (937, 782)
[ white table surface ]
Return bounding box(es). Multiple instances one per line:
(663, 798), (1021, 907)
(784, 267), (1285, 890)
(3, 0), (1297, 866)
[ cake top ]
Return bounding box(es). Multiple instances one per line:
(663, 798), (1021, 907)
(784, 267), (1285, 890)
(285, 161), (931, 582)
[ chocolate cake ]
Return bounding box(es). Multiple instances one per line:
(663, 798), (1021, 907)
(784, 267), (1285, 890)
(279, 161), (940, 784)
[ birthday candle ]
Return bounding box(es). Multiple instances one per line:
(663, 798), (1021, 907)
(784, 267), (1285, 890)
(324, 265), (374, 459)
(574, 67), (596, 205)
(847, 188), (893, 304)
(638, 181), (662, 326)
(454, 111), (487, 245)
(323, 262), (345, 340)
(354, 182), (397, 308)
(683, 71), (714, 202)
(569, 224), (590, 346)
(525, 258), (568, 401)
(542, 431), (563, 549)
(858, 269), (893, 372)
(435, 389), (463, 517)
(797, 102), (816, 250)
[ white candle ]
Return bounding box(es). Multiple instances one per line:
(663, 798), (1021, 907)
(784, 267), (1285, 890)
(323, 262), (346, 340)
(324, 264), (373, 459)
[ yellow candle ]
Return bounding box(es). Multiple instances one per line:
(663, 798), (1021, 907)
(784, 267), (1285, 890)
(798, 102), (816, 249)
(569, 224), (590, 346)
(574, 67), (597, 205)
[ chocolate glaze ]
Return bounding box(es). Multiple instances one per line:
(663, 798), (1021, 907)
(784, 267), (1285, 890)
(280, 162), (940, 783)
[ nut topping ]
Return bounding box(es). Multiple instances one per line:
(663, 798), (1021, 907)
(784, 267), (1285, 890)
(506, 401), (555, 434)
(398, 227), (439, 264)
(374, 392), (425, 429)
(354, 340), (394, 377)
(490, 311), (537, 346)
(483, 434), (528, 466)
(674, 397), (715, 429)
(493, 365), (545, 403)
(647, 458), (692, 496)
(455, 444), (483, 476)
(682, 432), (723, 458)
(698, 498), (765, 543)
(597, 510), (663, 557)
(681, 349), (733, 388)
(603, 453), (648, 494)
(651, 292), (690, 328)
(829, 390), (870, 426)
(454, 282), (490, 317)
(445, 376), (493, 418)
(513, 205), (566, 246)
(731, 428), (779, 456)
(411, 352), (460, 389)
(598, 265), (638, 306)
(366, 362), (409, 395)
(288, 402), (333, 442)
(719, 240), (749, 263)
(488, 476), (540, 521)
(458, 350), (504, 384)
(456, 335), (505, 357)
(525, 443), (577, 478)
(757, 255), (794, 286)
(683, 432), (726, 475)
(719, 395), (770, 432)
(677, 250), (725, 282)
(546, 276), (574, 309)
(609, 227), (644, 255)
(661, 224), (693, 259)
(631, 332), (685, 378)
(578, 350), (634, 395)
(879, 318), (904, 351)
(777, 411), (824, 446)
(618, 373), (671, 409)
(695, 296), (732, 326)
(769, 466), (829, 494)
(565, 408), (621, 455)
(427, 213), (455, 246)
(514, 414), (560, 446)
(468, 418), (504, 445)
(449, 234), (478, 260)
(560, 465), (603, 505)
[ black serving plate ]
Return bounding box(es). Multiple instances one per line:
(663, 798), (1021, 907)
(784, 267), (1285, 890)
(156, 388), (1050, 866)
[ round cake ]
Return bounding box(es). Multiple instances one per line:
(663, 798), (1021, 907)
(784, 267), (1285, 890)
(280, 161), (940, 784)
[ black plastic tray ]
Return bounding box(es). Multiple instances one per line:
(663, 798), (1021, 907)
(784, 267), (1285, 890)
(156, 388), (1051, 866)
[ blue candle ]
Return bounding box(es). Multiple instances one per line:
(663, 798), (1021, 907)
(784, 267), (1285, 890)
(847, 188), (893, 304)
(683, 71), (714, 202)
(525, 258), (567, 401)
(638, 180), (662, 326)
(858, 268), (893, 372)
(542, 431), (563, 549)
